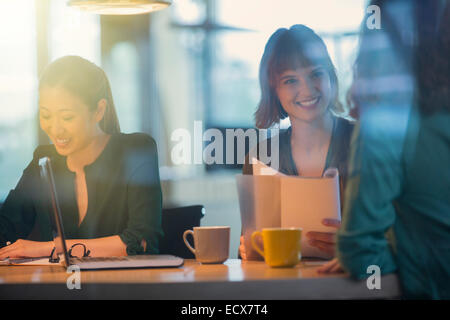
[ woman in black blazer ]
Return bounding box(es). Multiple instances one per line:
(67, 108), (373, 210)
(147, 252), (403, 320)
(0, 56), (163, 259)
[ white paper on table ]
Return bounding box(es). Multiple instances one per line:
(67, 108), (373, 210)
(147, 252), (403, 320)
(0, 255), (64, 266)
(237, 159), (341, 260)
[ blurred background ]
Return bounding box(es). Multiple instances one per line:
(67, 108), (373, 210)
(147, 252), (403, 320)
(0, 0), (366, 257)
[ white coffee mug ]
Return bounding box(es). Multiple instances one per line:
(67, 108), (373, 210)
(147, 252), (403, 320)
(183, 226), (230, 264)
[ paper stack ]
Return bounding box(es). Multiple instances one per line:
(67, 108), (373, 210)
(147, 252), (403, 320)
(236, 159), (341, 260)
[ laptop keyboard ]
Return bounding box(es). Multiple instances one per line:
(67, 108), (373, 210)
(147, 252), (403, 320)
(72, 255), (161, 263)
(68, 255), (183, 269)
(72, 256), (128, 263)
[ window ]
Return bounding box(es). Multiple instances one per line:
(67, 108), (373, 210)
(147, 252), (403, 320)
(0, 1), (37, 201)
(212, 0), (366, 128)
(0, 1), (101, 201)
(169, 0), (366, 170)
(105, 42), (141, 133)
(48, 0), (101, 64)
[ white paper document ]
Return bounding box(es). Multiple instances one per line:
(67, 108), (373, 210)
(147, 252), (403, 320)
(0, 255), (64, 266)
(237, 159), (341, 260)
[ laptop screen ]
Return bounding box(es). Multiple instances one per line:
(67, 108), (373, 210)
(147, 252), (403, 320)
(38, 156), (71, 266)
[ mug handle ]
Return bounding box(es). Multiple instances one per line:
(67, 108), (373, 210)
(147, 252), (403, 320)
(251, 231), (264, 258)
(183, 230), (196, 255)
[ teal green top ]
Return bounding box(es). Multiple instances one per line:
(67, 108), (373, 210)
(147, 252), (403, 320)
(337, 104), (450, 299)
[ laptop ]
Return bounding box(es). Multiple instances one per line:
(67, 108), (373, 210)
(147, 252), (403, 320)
(38, 156), (184, 270)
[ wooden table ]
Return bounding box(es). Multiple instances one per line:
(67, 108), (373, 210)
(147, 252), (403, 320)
(0, 259), (401, 299)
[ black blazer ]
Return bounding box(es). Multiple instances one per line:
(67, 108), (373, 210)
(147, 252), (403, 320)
(0, 133), (163, 255)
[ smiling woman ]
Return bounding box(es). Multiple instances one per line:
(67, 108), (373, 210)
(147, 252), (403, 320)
(38, 55), (121, 138)
(39, 88), (108, 156)
(0, 56), (163, 259)
(275, 65), (332, 126)
(240, 25), (355, 262)
(247, 25), (354, 181)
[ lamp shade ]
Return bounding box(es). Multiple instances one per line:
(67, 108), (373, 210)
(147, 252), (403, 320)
(68, 0), (171, 15)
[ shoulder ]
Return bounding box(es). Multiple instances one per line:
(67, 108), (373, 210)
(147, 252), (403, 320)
(243, 127), (289, 174)
(256, 127), (290, 151)
(32, 144), (58, 163)
(14, 144), (59, 178)
(111, 133), (159, 174)
(333, 116), (357, 151)
(111, 133), (158, 161)
(335, 116), (356, 138)
(114, 132), (157, 151)
(330, 117), (357, 169)
(246, 128), (288, 158)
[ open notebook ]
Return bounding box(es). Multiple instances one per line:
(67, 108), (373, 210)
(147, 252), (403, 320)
(236, 158), (341, 260)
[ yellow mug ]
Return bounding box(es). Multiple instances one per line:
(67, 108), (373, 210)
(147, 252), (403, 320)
(251, 228), (302, 267)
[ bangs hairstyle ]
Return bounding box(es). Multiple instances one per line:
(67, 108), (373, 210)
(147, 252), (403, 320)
(38, 55), (121, 134)
(255, 24), (345, 128)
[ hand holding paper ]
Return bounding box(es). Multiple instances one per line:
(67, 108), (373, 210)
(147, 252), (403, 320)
(306, 218), (341, 257)
(237, 158), (341, 260)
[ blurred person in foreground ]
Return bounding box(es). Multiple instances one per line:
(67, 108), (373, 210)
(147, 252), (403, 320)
(322, 0), (450, 299)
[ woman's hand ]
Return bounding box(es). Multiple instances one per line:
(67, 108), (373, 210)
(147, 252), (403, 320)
(0, 240), (53, 260)
(305, 219), (344, 274)
(306, 218), (341, 256)
(239, 236), (247, 260)
(317, 257), (344, 274)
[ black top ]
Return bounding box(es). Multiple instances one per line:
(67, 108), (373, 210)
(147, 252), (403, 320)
(0, 133), (163, 255)
(243, 116), (355, 206)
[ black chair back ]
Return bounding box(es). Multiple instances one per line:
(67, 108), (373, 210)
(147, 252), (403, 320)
(160, 205), (205, 259)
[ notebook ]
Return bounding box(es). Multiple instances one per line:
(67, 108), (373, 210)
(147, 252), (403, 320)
(35, 156), (184, 270)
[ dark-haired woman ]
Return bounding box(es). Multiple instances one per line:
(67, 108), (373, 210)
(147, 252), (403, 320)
(240, 25), (354, 260)
(0, 56), (162, 259)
